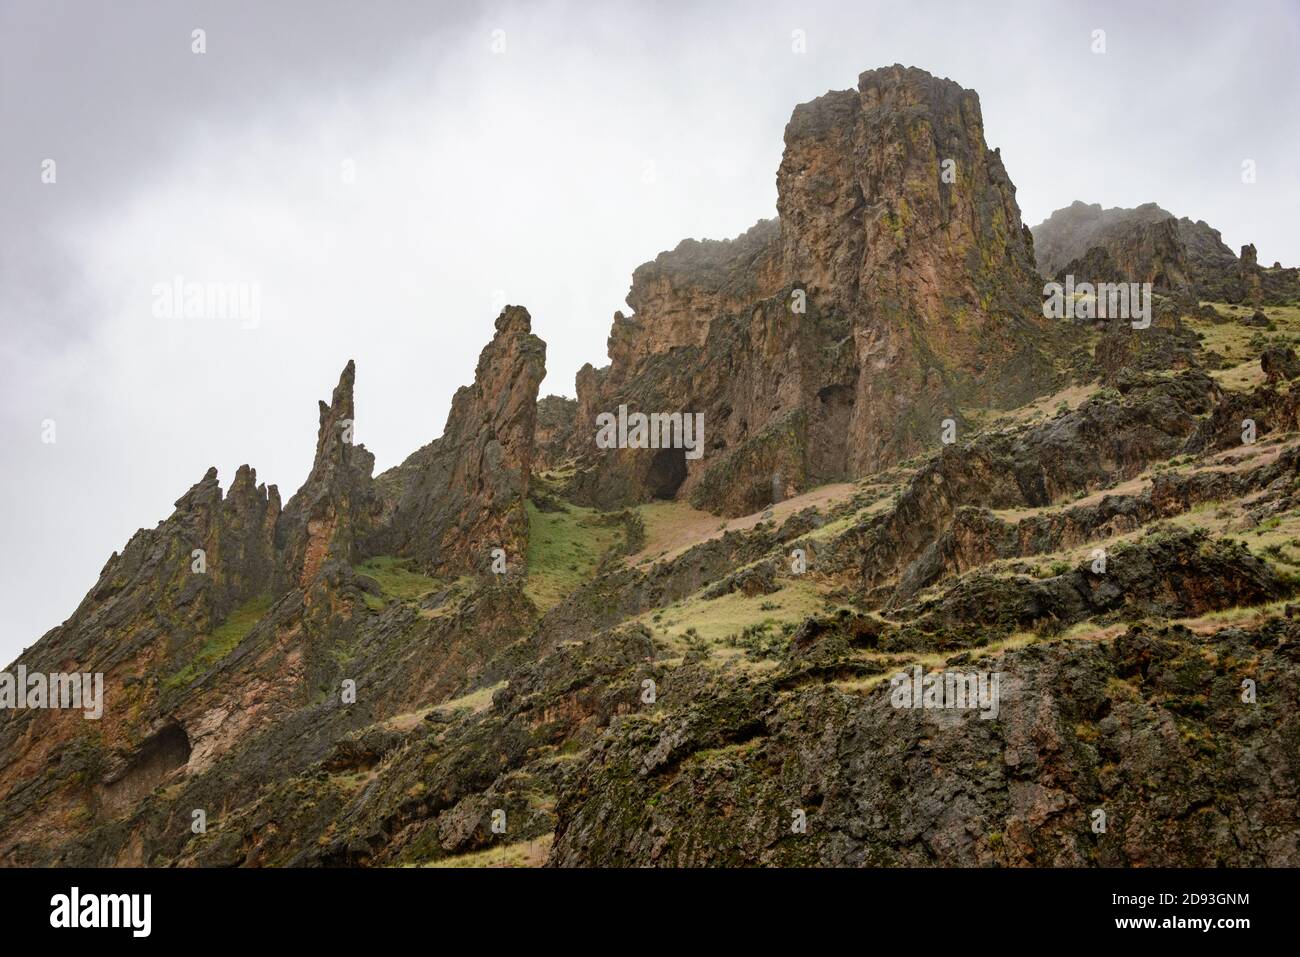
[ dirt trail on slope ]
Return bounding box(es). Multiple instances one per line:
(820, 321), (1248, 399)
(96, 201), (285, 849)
(627, 482), (859, 567)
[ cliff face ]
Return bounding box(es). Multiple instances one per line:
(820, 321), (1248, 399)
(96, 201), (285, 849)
(611, 219), (786, 369)
(0, 464), (283, 848)
(1032, 202), (1177, 279)
(1054, 215), (1195, 294)
(571, 65), (1058, 517)
(533, 395), (580, 471)
(1176, 215), (1243, 299)
(1031, 201), (1299, 306)
(550, 620), (1298, 867)
(373, 306), (546, 577)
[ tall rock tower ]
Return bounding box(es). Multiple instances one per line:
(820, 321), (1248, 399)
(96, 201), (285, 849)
(573, 65), (1056, 515)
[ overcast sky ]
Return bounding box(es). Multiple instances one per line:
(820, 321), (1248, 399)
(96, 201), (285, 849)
(2, 0), (1297, 663)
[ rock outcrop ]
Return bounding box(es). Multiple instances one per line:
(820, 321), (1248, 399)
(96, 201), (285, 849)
(1240, 243), (1263, 306)
(275, 361), (379, 592)
(0, 463), (282, 858)
(1031, 201), (1299, 305)
(1053, 214), (1194, 294)
(1261, 346), (1300, 383)
(0, 307), (551, 866)
(58, 464), (281, 666)
(572, 65), (1058, 516)
(533, 395), (579, 470)
(371, 306), (546, 577)
(549, 619), (1300, 867)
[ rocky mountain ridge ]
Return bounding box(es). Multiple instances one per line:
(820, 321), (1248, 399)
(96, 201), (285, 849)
(3, 65), (1299, 868)
(1031, 200), (1300, 307)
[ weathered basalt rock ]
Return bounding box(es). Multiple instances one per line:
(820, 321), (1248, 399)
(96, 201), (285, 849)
(820, 370), (1220, 599)
(1032, 201), (1299, 305)
(896, 527), (1289, 647)
(550, 619), (1300, 866)
(1261, 346), (1300, 384)
(534, 395), (579, 470)
(5, 64), (1298, 874)
(276, 361), (379, 592)
(1093, 311), (1202, 384)
(1034, 202), (1204, 294)
(0, 464), (282, 862)
(372, 306), (546, 577)
(572, 65), (1058, 516)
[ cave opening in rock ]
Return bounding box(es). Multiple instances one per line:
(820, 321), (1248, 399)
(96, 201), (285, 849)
(101, 722), (192, 814)
(646, 447), (687, 499)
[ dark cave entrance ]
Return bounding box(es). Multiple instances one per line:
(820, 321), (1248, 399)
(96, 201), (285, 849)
(646, 447), (688, 499)
(101, 722), (192, 814)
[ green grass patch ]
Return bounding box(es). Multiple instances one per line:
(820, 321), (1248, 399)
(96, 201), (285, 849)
(643, 579), (832, 653)
(423, 833), (553, 868)
(524, 501), (624, 611)
(1190, 302), (1300, 379)
(163, 591), (272, 690)
(431, 681), (505, 717)
(355, 556), (443, 603)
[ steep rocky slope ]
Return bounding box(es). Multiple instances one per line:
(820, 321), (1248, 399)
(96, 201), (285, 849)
(3, 66), (1299, 869)
(0, 307), (548, 864)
